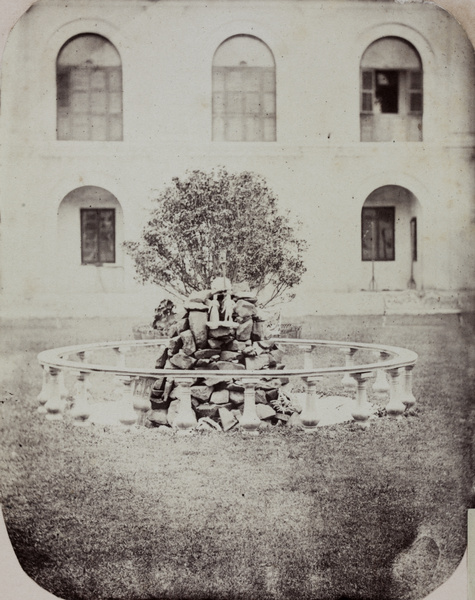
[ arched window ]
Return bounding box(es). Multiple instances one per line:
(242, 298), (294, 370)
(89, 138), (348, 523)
(360, 37), (422, 142)
(57, 34), (123, 141)
(212, 35), (276, 142)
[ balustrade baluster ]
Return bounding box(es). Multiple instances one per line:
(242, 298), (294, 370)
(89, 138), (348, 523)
(300, 376), (322, 431)
(118, 376), (138, 427)
(350, 372), (372, 428)
(174, 378), (197, 431)
(299, 345), (314, 370)
(341, 348), (358, 390)
(240, 378), (261, 434)
(372, 351), (390, 397)
(44, 367), (66, 421)
(401, 365), (416, 408)
(37, 365), (49, 414)
(386, 368), (406, 417)
(71, 371), (91, 426)
(133, 376), (154, 425)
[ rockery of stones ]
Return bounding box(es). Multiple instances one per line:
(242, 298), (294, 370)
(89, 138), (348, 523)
(149, 282), (296, 432)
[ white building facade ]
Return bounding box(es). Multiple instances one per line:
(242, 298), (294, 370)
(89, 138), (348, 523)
(0, 0), (474, 316)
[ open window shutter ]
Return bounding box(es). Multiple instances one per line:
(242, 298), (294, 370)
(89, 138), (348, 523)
(361, 70), (374, 113)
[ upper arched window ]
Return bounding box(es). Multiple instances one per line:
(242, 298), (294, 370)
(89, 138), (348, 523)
(212, 35), (276, 142)
(360, 37), (422, 142)
(56, 34), (123, 141)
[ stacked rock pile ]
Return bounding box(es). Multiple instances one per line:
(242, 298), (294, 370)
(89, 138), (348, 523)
(148, 279), (301, 431)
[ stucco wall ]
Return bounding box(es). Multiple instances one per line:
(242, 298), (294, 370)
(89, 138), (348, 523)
(0, 0), (474, 311)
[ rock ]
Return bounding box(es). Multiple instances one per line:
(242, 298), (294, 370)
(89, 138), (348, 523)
(169, 352), (196, 370)
(195, 403), (219, 419)
(245, 354), (271, 370)
(258, 340), (274, 350)
(220, 351), (241, 361)
(251, 320), (265, 341)
(188, 310), (208, 349)
(216, 361), (245, 370)
(256, 404), (277, 420)
(155, 347), (168, 369)
(184, 301), (209, 312)
(196, 417), (222, 431)
(195, 359), (217, 369)
(188, 290), (212, 303)
(275, 413), (290, 422)
(229, 390), (245, 405)
(231, 408), (242, 422)
(236, 320), (253, 341)
(243, 346), (257, 357)
(168, 336), (183, 355)
(148, 408), (169, 426)
(227, 382), (244, 392)
(167, 399), (180, 426)
(210, 276), (232, 294)
(270, 349), (284, 363)
(168, 322), (178, 338)
(251, 342), (264, 355)
(208, 325), (234, 339)
(226, 340), (247, 352)
(218, 407), (238, 431)
(287, 412), (303, 428)
(204, 376), (233, 387)
(195, 349), (220, 360)
(210, 389), (230, 405)
(256, 379), (281, 391)
(265, 388), (279, 402)
(234, 299), (256, 319)
(190, 385), (213, 402)
(175, 318), (189, 334)
(255, 389), (268, 404)
(158, 425), (173, 434)
(208, 338), (225, 349)
(180, 330), (197, 356)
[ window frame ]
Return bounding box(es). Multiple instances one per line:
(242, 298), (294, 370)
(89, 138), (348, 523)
(361, 206), (396, 262)
(80, 208), (116, 265)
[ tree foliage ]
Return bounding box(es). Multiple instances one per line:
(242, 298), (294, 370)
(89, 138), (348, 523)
(124, 168), (307, 306)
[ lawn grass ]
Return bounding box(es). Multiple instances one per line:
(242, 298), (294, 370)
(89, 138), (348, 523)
(0, 313), (473, 600)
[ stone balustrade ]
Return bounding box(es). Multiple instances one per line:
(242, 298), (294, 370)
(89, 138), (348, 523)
(36, 338), (418, 432)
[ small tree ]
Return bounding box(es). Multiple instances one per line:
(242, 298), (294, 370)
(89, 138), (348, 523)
(124, 168), (307, 306)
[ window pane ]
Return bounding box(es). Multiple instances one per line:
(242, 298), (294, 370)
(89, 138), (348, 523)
(226, 91), (243, 113)
(71, 115), (90, 140)
(98, 210), (115, 262)
(245, 92), (260, 114)
(263, 117), (276, 141)
(226, 69), (243, 91)
(90, 115), (107, 141)
(226, 117), (244, 141)
(410, 92), (423, 113)
(108, 115), (123, 141)
(213, 68), (225, 91)
(362, 92), (373, 112)
(81, 210), (99, 263)
(263, 69), (275, 92)
(213, 92), (225, 114)
(213, 116), (225, 141)
(90, 69), (106, 89)
(70, 91), (89, 112)
(57, 71), (70, 108)
(410, 71), (422, 90)
(243, 69), (260, 91)
(70, 69), (89, 90)
(57, 113), (71, 140)
(362, 70), (373, 91)
(91, 91), (107, 113)
(245, 116), (263, 141)
(263, 92), (275, 115)
(108, 92), (122, 114)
